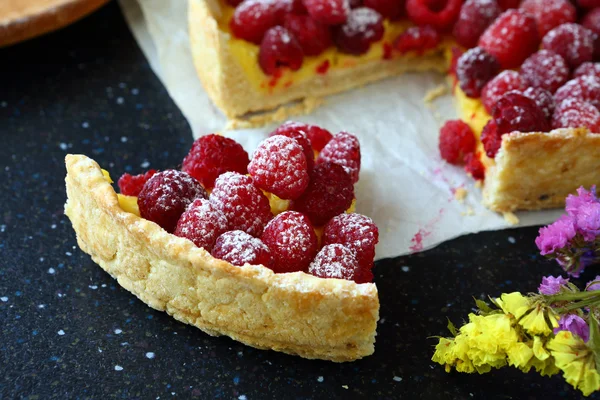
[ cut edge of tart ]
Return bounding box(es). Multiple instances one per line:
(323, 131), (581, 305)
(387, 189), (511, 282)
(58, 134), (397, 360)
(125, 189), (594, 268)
(64, 154), (379, 362)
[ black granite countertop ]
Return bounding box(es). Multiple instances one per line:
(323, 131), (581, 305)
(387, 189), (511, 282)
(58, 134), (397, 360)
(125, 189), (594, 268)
(0, 2), (594, 399)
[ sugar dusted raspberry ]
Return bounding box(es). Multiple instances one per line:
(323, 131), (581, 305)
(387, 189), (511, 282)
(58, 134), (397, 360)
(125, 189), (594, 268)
(323, 213), (379, 270)
(542, 23), (594, 69)
(288, 0), (308, 14)
(552, 98), (600, 132)
(308, 244), (359, 281)
(182, 134), (249, 190)
(453, 0), (501, 49)
(480, 119), (503, 158)
(303, 0), (350, 25)
(261, 211), (318, 273)
(478, 9), (539, 69)
(520, 0), (576, 38)
(405, 0), (462, 31)
(118, 169), (157, 196)
(354, 268), (374, 284)
(363, 0), (404, 19)
(574, 62), (600, 79)
(438, 120), (476, 165)
(333, 7), (384, 55)
(210, 172), (272, 237)
(481, 70), (526, 114)
(211, 230), (274, 268)
(316, 132), (361, 183)
(292, 162), (354, 226)
(583, 8), (600, 33)
(259, 26), (304, 76)
(554, 75), (600, 111)
(394, 26), (441, 55)
(456, 47), (501, 98)
(270, 121), (315, 172)
(173, 198), (228, 251)
(248, 135), (309, 200)
(464, 153), (485, 180)
(284, 14), (332, 56)
(520, 50), (570, 95)
(494, 91), (550, 135)
(522, 87), (556, 120)
(230, 0), (283, 44)
(138, 170), (208, 233)
(306, 125), (333, 151)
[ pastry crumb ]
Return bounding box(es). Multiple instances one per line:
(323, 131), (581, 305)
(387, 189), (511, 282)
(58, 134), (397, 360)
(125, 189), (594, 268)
(503, 212), (519, 225)
(454, 187), (468, 202)
(460, 206), (475, 216)
(423, 84), (448, 104)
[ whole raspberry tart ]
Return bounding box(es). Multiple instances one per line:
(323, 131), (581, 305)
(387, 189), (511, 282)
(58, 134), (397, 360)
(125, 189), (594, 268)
(64, 124), (379, 362)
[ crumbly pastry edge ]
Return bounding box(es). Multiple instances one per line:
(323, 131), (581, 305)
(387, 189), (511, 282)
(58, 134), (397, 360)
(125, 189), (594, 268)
(64, 154), (379, 362)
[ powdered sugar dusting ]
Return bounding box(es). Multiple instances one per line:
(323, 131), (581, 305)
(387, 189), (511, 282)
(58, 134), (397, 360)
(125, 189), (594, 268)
(317, 132), (361, 183)
(212, 230), (272, 267)
(308, 244), (358, 280)
(173, 198), (228, 251)
(554, 75), (600, 110)
(542, 23), (594, 68)
(521, 50), (569, 94)
(323, 213), (378, 267)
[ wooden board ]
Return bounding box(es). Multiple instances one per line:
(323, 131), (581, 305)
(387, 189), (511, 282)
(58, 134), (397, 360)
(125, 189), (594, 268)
(0, 0), (110, 47)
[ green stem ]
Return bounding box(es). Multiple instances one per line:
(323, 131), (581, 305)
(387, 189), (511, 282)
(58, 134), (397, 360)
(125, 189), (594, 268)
(546, 291), (600, 302)
(555, 296), (600, 313)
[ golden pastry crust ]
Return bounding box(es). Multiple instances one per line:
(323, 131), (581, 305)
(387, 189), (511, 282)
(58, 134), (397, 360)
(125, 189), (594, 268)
(64, 154), (379, 362)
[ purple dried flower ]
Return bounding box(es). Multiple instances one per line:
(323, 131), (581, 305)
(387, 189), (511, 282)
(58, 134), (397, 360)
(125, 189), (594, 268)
(539, 275), (569, 295)
(554, 314), (590, 342)
(566, 186), (598, 219)
(587, 276), (600, 291)
(575, 202), (600, 242)
(535, 215), (577, 256)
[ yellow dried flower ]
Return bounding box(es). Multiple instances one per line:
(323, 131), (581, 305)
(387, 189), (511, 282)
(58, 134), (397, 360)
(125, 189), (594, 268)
(518, 304), (559, 336)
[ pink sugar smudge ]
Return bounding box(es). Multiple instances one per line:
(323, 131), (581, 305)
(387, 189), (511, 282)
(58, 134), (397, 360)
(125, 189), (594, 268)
(409, 208), (444, 253)
(432, 168), (464, 202)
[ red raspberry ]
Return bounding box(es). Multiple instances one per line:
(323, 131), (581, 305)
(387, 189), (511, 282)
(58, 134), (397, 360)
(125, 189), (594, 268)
(354, 268), (374, 284)
(303, 0), (350, 25)
(405, 0), (462, 31)
(248, 135), (310, 200)
(333, 7), (384, 55)
(259, 26), (304, 76)
(292, 162), (355, 226)
(438, 120), (476, 165)
(520, 50), (570, 95)
(173, 198), (228, 251)
(582, 9), (600, 60)
(478, 10), (539, 69)
(229, 0), (283, 44)
(579, 0), (600, 8)
(522, 87), (556, 120)
(363, 0), (404, 19)
(181, 134), (249, 190)
(464, 153), (485, 180)
(456, 47), (501, 98)
(283, 14), (332, 56)
(481, 70), (526, 114)
(261, 211), (318, 273)
(117, 169), (157, 196)
(494, 91), (550, 134)
(552, 98), (600, 132)
(306, 125), (333, 151)
(316, 132), (361, 183)
(554, 75), (600, 111)
(520, 0), (576, 38)
(496, 0), (520, 10)
(270, 122), (315, 172)
(138, 170), (208, 233)
(394, 26), (441, 55)
(480, 119), (503, 158)
(308, 244), (359, 281)
(542, 23), (594, 69)
(453, 0), (501, 49)
(287, 0), (308, 14)
(323, 213), (379, 270)
(574, 62), (600, 79)
(210, 172), (272, 237)
(211, 230), (274, 268)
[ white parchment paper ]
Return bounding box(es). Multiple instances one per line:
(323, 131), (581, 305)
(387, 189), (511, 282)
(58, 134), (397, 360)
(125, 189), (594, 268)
(118, 0), (562, 259)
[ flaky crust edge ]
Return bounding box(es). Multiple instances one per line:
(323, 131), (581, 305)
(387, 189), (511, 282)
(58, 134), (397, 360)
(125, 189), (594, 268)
(64, 154), (379, 362)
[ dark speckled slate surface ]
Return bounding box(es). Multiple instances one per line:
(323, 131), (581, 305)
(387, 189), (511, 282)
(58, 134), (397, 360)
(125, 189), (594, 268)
(0, 2), (595, 399)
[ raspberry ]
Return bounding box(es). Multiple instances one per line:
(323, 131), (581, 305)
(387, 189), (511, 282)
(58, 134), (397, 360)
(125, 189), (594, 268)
(270, 121), (315, 172)
(323, 213), (379, 270)
(210, 172), (272, 237)
(478, 10), (539, 69)
(211, 230), (274, 268)
(303, 0), (350, 25)
(283, 14), (332, 56)
(308, 244), (359, 281)
(480, 119), (503, 158)
(520, 0), (576, 38)
(520, 50), (570, 95)
(363, 0), (404, 19)
(288, 0), (308, 14)
(181, 134), (249, 190)
(542, 23), (595, 69)
(230, 0), (283, 44)
(292, 162), (355, 226)
(248, 135), (310, 200)
(117, 169), (157, 196)
(496, 0), (520, 10)
(354, 268), (374, 284)
(522, 87), (556, 120)
(138, 170), (208, 233)
(574, 62), (600, 79)
(405, 0), (462, 31)
(261, 211), (318, 273)
(481, 70), (526, 114)
(554, 75), (600, 111)
(394, 26), (441, 55)
(582, 9), (600, 61)
(452, 0), (501, 49)
(552, 98), (600, 132)
(456, 47), (501, 98)
(259, 26), (304, 76)
(464, 153), (485, 180)
(579, 0), (600, 8)
(438, 120), (476, 165)
(494, 91), (550, 135)
(316, 132), (361, 183)
(333, 7), (385, 55)
(306, 125), (333, 151)
(173, 198), (228, 251)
